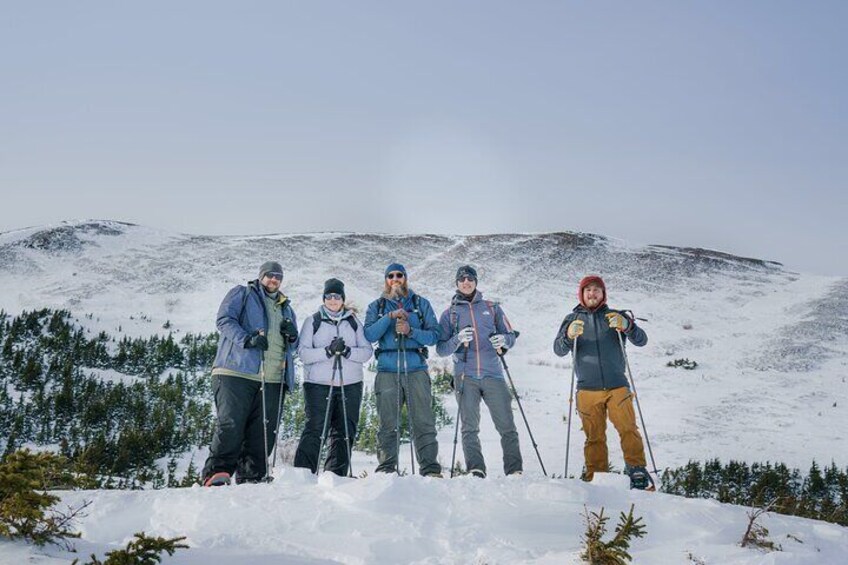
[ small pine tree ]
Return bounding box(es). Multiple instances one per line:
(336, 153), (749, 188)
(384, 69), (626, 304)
(0, 449), (88, 547)
(73, 532), (188, 565)
(580, 504), (647, 564)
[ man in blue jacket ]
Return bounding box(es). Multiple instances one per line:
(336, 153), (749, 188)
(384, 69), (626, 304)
(437, 265), (522, 478)
(553, 275), (650, 489)
(202, 261), (298, 486)
(364, 263), (442, 477)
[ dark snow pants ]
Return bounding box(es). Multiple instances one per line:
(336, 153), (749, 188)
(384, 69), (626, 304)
(202, 374), (285, 483)
(374, 369), (441, 476)
(293, 381), (363, 476)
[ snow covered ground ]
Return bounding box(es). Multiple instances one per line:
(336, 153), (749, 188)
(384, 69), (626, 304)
(1, 220), (847, 563)
(4, 470), (848, 564)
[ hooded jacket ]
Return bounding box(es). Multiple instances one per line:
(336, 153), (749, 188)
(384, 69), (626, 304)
(363, 290), (439, 373)
(298, 307), (373, 385)
(436, 291), (517, 379)
(212, 280), (298, 390)
(553, 304), (647, 391)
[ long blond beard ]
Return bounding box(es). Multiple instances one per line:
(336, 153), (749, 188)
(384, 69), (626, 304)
(384, 281), (409, 300)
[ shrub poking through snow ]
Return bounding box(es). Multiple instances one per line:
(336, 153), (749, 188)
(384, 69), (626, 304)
(740, 499), (782, 552)
(73, 532), (189, 565)
(666, 358), (698, 370)
(580, 503), (647, 564)
(0, 449), (89, 547)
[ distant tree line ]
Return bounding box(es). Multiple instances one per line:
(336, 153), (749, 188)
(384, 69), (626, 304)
(0, 309), (217, 488)
(0, 308), (452, 487)
(661, 459), (848, 526)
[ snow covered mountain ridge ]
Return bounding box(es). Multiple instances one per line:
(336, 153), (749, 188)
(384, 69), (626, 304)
(1, 219), (846, 469)
(1, 220), (847, 564)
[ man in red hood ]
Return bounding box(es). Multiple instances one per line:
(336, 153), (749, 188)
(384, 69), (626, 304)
(553, 275), (651, 489)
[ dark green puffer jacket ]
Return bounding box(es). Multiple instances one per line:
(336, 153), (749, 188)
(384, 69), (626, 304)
(553, 304), (647, 391)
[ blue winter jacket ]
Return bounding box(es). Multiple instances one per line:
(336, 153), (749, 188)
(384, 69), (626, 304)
(212, 280), (298, 390)
(363, 291), (440, 373)
(436, 291), (517, 379)
(553, 304), (647, 391)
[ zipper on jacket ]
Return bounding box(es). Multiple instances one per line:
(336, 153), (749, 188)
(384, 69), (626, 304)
(592, 310), (607, 390)
(468, 303), (481, 377)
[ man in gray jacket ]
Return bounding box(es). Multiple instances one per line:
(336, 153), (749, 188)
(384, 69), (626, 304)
(436, 265), (522, 477)
(202, 261), (298, 486)
(553, 275), (650, 489)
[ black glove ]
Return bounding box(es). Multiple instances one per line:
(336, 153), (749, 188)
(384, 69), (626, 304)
(244, 332), (269, 351)
(280, 318), (298, 343)
(329, 336), (347, 355)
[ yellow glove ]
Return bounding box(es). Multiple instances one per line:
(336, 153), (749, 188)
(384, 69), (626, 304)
(566, 319), (584, 339)
(606, 312), (630, 332)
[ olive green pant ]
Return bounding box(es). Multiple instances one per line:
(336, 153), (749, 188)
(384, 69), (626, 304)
(576, 386), (646, 481)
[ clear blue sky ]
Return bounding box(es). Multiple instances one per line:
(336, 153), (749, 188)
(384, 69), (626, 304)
(1, 1), (846, 275)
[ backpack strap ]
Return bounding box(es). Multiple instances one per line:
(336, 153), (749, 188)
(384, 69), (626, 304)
(411, 294), (425, 326)
(238, 283), (252, 325)
(449, 296), (459, 335)
(312, 310), (359, 337)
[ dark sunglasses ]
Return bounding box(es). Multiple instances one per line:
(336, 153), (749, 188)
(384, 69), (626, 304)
(264, 272), (283, 281)
(386, 272), (405, 280)
(324, 293), (343, 301)
(457, 275), (476, 283)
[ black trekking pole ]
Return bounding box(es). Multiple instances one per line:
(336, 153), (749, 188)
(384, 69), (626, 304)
(497, 349), (547, 477)
(335, 353), (354, 477)
(564, 335), (577, 479)
(617, 332), (659, 478)
(316, 361), (337, 475)
(449, 343), (470, 478)
(400, 335), (417, 475)
(395, 327), (403, 476)
(270, 338), (289, 472)
(258, 331), (274, 482)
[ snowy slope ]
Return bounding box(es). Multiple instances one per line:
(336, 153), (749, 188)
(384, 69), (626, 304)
(1, 220), (847, 564)
(5, 471), (848, 564)
(1, 220), (845, 471)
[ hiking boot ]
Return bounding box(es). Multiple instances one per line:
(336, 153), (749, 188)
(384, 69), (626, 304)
(423, 471), (444, 478)
(374, 465), (397, 474)
(236, 475), (272, 485)
(469, 469), (486, 479)
(203, 472), (231, 487)
(507, 470), (523, 477)
(625, 465), (651, 490)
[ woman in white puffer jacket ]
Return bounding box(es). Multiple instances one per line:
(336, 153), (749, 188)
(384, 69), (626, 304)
(293, 278), (373, 476)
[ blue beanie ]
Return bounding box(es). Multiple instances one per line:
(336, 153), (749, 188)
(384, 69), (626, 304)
(385, 263), (407, 277)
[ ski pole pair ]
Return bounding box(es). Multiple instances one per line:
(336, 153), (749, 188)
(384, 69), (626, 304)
(260, 330), (289, 483)
(562, 332), (659, 479)
(316, 352), (354, 477)
(395, 333), (417, 475)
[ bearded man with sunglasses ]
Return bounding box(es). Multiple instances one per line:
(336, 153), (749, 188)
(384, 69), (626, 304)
(202, 261), (299, 486)
(364, 263), (443, 477)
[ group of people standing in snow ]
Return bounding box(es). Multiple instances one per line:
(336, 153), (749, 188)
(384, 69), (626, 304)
(201, 260), (652, 490)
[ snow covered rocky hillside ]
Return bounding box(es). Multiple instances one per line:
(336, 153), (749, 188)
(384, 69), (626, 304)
(1, 219), (846, 564)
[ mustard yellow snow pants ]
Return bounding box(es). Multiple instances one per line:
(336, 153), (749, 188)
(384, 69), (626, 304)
(576, 386), (646, 481)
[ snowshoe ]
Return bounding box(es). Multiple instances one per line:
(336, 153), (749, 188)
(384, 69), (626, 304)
(203, 472), (231, 487)
(625, 465), (654, 491)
